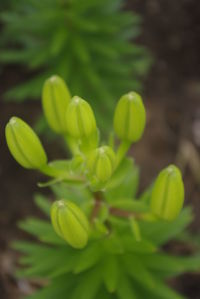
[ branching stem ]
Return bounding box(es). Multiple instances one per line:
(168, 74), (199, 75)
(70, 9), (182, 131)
(91, 192), (103, 222)
(91, 192), (141, 222)
(109, 207), (139, 219)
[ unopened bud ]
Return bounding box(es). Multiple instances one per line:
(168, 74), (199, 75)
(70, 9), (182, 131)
(51, 200), (89, 249)
(42, 75), (71, 133)
(66, 96), (96, 139)
(114, 92), (146, 143)
(87, 146), (116, 183)
(5, 117), (47, 169)
(150, 165), (184, 221)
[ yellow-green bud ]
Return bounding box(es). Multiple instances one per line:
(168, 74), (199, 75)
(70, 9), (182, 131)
(87, 146), (116, 183)
(113, 92), (146, 143)
(66, 96), (96, 139)
(150, 165), (184, 221)
(5, 117), (47, 169)
(42, 75), (71, 133)
(51, 200), (90, 249)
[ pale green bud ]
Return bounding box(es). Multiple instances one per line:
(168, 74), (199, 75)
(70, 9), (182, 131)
(87, 146), (116, 183)
(150, 165), (184, 221)
(51, 200), (90, 249)
(66, 96), (96, 139)
(113, 92), (146, 143)
(42, 75), (71, 133)
(5, 117), (47, 169)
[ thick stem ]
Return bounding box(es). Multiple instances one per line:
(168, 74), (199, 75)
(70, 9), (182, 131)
(109, 207), (140, 219)
(91, 200), (102, 222)
(90, 192), (103, 222)
(90, 191), (142, 222)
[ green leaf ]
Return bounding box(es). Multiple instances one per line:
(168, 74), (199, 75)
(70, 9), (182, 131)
(123, 254), (186, 299)
(105, 158), (139, 201)
(139, 184), (153, 204)
(34, 193), (51, 216)
(129, 217), (141, 242)
(103, 234), (124, 254)
(18, 217), (64, 245)
(4, 73), (50, 101)
(70, 267), (102, 299)
(121, 234), (157, 253)
(142, 252), (200, 278)
(148, 279), (186, 299)
(110, 198), (149, 213)
(51, 183), (93, 212)
(123, 254), (155, 290)
(48, 160), (71, 172)
(140, 207), (193, 245)
(26, 274), (74, 299)
(14, 242), (76, 278)
(73, 242), (102, 273)
(116, 271), (138, 299)
(102, 255), (119, 292)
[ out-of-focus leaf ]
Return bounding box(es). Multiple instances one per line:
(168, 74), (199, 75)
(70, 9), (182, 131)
(102, 255), (119, 292)
(105, 158), (139, 201)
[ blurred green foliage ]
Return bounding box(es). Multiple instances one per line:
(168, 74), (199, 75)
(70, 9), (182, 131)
(14, 188), (200, 299)
(0, 0), (151, 129)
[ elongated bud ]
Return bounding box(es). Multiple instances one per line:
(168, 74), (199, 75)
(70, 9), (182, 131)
(42, 75), (71, 133)
(66, 96), (96, 139)
(87, 146), (116, 183)
(5, 117), (47, 169)
(150, 165), (184, 221)
(51, 200), (89, 249)
(114, 92), (146, 143)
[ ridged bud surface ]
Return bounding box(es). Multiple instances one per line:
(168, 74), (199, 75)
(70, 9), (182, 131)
(150, 165), (184, 221)
(66, 96), (96, 139)
(5, 117), (47, 169)
(87, 146), (116, 182)
(42, 75), (71, 133)
(113, 92), (146, 143)
(51, 200), (89, 249)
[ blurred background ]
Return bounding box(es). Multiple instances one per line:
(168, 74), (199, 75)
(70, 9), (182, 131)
(0, 0), (200, 298)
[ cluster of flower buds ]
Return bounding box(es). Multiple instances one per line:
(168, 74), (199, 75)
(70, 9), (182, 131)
(5, 74), (185, 249)
(42, 76), (98, 153)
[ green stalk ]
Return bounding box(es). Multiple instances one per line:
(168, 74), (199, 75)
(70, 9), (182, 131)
(116, 140), (131, 166)
(64, 134), (79, 156)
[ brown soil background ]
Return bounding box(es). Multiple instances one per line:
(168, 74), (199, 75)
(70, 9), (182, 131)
(1, 0), (200, 298)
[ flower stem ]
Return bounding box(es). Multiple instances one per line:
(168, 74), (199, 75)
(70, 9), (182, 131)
(116, 140), (131, 166)
(64, 134), (79, 156)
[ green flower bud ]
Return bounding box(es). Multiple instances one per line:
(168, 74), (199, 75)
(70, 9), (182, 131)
(150, 165), (184, 221)
(5, 117), (47, 169)
(51, 200), (90, 249)
(42, 75), (71, 133)
(113, 92), (146, 143)
(87, 146), (116, 183)
(66, 96), (96, 139)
